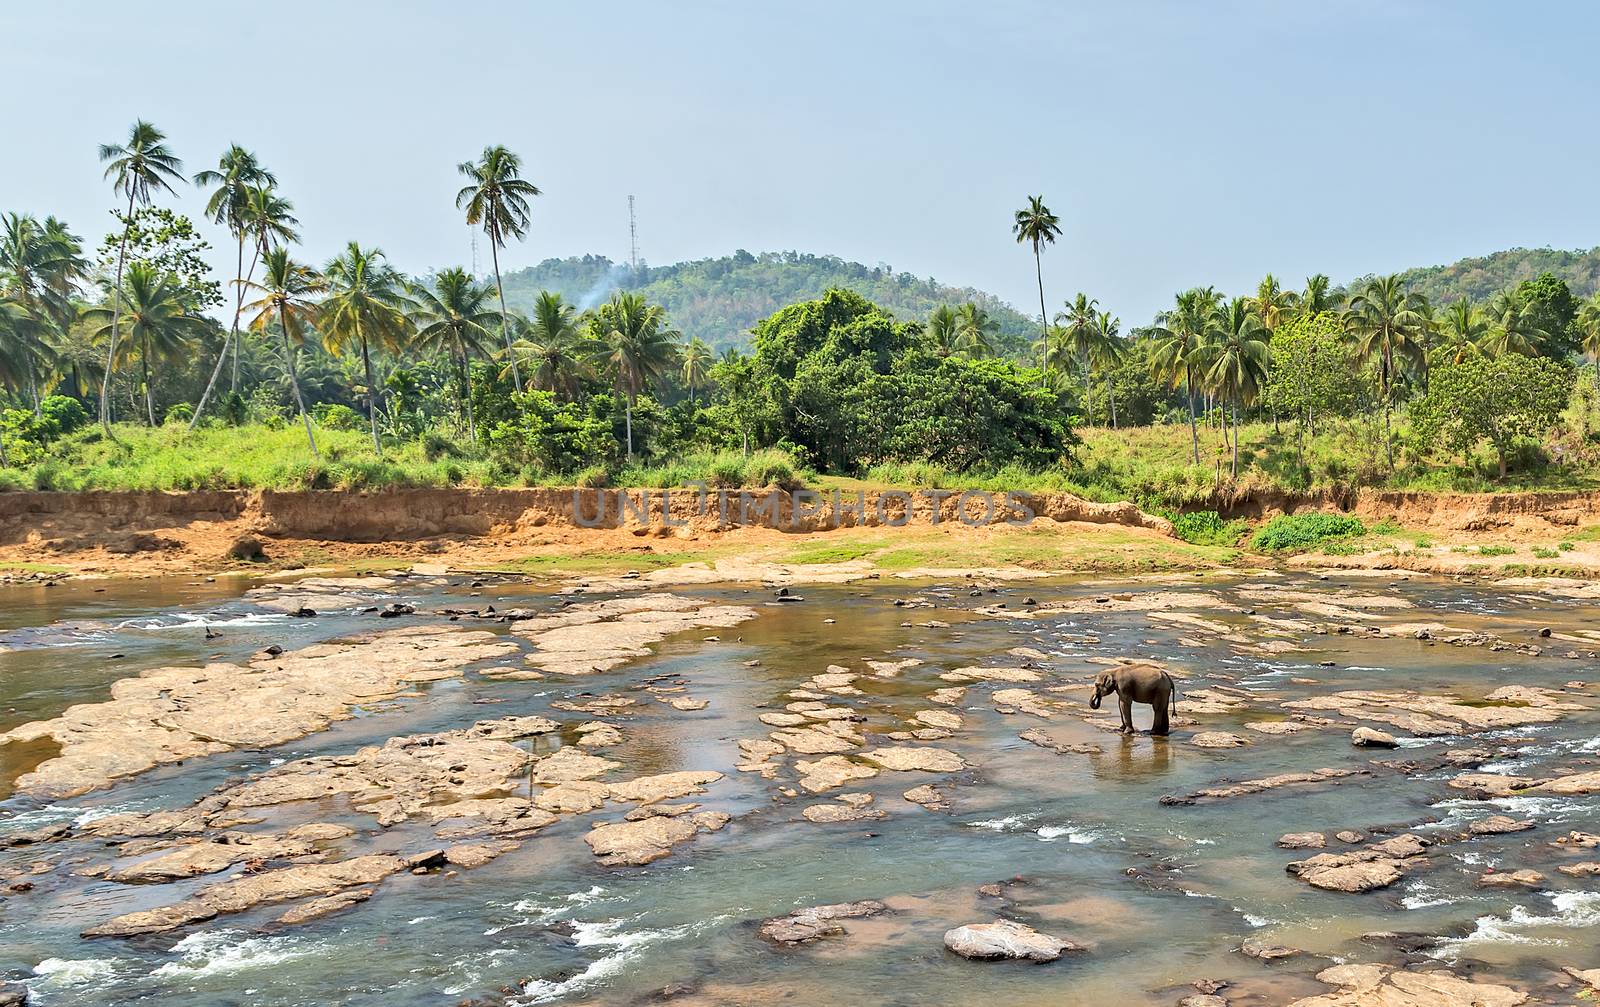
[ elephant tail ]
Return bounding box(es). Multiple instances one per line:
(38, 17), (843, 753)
(1167, 672), (1177, 721)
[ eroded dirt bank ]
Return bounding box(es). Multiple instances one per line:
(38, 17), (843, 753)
(1216, 487), (1600, 532)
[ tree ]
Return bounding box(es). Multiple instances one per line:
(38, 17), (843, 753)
(1480, 289), (1552, 358)
(456, 145), (541, 392)
(1266, 312), (1361, 463)
(1412, 353), (1573, 478)
(1054, 293), (1100, 420)
(926, 305), (960, 358)
(408, 268), (498, 442)
(1437, 298), (1490, 364)
(1093, 310), (1126, 428)
(1514, 272), (1579, 357)
(681, 336), (713, 403)
(1205, 298), (1271, 476)
(1012, 195), (1062, 380)
(1253, 274), (1294, 332)
(320, 242), (412, 451)
(81, 262), (208, 424)
(1577, 292), (1600, 385)
(1297, 273), (1333, 316)
(97, 120), (184, 432)
(243, 247), (325, 455)
(509, 291), (588, 399)
(0, 213), (87, 410)
(954, 301), (998, 358)
(1149, 287), (1221, 464)
(586, 292), (680, 458)
(1344, 274), (1427, 467)
(190, 147), (276, 426)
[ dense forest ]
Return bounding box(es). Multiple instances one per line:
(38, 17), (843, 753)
(3, 120), (1600, 503)
(498, 252), (1037, 356)
(1386, 246), (1600, 306)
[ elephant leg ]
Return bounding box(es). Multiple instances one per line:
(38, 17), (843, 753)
(1119, 696), (1134, 734)
(1152, 695), (1170, 736)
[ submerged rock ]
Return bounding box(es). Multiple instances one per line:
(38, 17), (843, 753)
(1277, 832), (1327, 849)
(1468, 815), (1534, 835)
(861, 746), (965, 773)
(759, 900), (888, 944)
(943, 919), (1080, 961)
(1192, 732), (1248, 749)
(510, 594), (757, 675)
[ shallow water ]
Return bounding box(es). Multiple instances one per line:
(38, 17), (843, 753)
(1, 569), (1597, 1005)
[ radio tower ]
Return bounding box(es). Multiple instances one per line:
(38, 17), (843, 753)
(628, 195), (639, 273)
(470, 226), (480, 280)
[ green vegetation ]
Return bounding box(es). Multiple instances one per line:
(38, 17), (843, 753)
(1249, 513), (1367, 553)
(1169, 510), (1247, 546)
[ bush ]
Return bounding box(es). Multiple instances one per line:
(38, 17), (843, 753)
(575, 464), (611, 488)
(39, 396), (89, 436)
(314, 403), (365, 431)
(163, 402), (194, 425)
(1250, 512), (1367, 552)
(1170, 510), (1247, 546)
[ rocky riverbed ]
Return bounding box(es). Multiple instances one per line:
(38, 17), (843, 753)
(1, 567), (1598, 1005)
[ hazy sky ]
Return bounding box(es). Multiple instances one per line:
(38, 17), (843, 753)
(3, 1), (1596, 325)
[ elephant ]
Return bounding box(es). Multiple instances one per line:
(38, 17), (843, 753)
(1089, 664), (1176, 736)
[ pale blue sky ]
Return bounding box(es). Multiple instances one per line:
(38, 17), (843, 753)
(2, 1), (1596, 325)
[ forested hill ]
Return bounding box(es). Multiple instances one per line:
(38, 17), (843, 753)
(498, 250), (1038, 355)
(1385, 246), (1600, 304)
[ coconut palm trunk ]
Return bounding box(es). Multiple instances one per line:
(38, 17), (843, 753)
(458, 343), (477, 443)
(490, 240), (520, 392)
(360, 330), (380, 452)
(1033, 246), (1048, 382)
(1231, 400), (1239, 477)
(142, 330), (156, 425)
(1185, 367), (1200, 465)
(279, 306), (317, 458)
(100, 188), (136, 432)
(1107, 373), (1118, 429)
(191, 234), (255, 430)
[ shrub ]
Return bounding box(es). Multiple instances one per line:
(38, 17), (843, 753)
(1249, 512), (1366, 552)
(1532, 547), (1559, 559)
(314, 403), (365, 431)
(163, 402), (194, 425)
(575, 464), (611, 488)
(1170, 510), (1247, 546)
(1478, 544), (1514, 556)
(39, 396), (89, 436)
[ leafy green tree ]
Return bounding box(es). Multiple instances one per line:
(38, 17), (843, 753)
(320, 242), (412, 450)
(509, 291), (588, 399)
(1149, 287), (1220, 464)
(97, 120), (184, 432)
(1577, 292), (1600, 385)
(1266, 312), (1362, 462)
(243, 247), (325, 455)
(1012, 195), (1062, 379)
(456, 145), (541, 391)
(1513, 272), (1579, 357)
(82, 262), (208, 425)
(1205, 298), (1271, 475)
(1411, 353), (1573, 477)
(1436, 298), (1490, 364)
(586, 291), (680, 458)
(409, 268), (499, 442)
(1344, 274), (1428, 467)
(191, 147), (276, 424)
(487, 389), (618, 475)
(1480, 289), (1552, 358)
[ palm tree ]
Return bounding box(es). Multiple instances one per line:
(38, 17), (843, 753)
(1093, 310), (1126, 428)
(954, 302), (998, 358)
(1149, 287), (1221, 464)
(587, 292), (680, 458)
(1012, 196), (1062, 380)
(1344, 274), (1427, 467)
(508, 291), (588, 399)
(1577, 293), (1600, 386)
(243, 248), (325, 456)
(456, 145), (541, 392)
(1253, 274), (1295, 333)
(1054, 293), (1100, 420)
(190, 147), (276, 426)
(0, 213), (87, 410)
(681, 337), (713, 403)
(1480, 290), (1551, 358)
(1298, 274), (1333, 316)
(1206, 299), (1271, 476)
(97, 120), (184, 432)
(320, 243), (412, 451)
(409, 268), (498, 442)
(82, 263), (207, 424)
(927, 305), (960, 358)
(1437, 298), (1490, 365)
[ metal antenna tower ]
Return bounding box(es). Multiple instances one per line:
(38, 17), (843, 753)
(628, 195), (639, 272)
(470, 227), (480, 279)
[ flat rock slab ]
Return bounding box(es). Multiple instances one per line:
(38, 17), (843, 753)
(861, 747), (966, 773)
(584, 811), (729, 866)
(510, 594), (757, 675)
(760, 900), (889, 944)
(1287, 963), (1528, 1007)
(944, 919), (1081, 961)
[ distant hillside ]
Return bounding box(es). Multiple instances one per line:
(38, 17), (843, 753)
(1381, 247), (1600, 304)
(499, 250), (1039, 355)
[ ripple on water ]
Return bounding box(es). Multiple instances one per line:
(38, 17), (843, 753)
(513, 915), (728, 1005)
(1435, 892), (1600, 954)
(149, 929), (325, 979)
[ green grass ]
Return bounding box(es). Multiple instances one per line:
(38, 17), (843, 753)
(1169, 510), (1248, 546)
(1532, 547), (1560, 559)
(785, 540), (885, 564)
(1250, 513), (1366, 553)
(0, 561), (69, 574)
(1478, 544), (1515, 556)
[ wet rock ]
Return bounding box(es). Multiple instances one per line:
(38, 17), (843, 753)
(1192, 732), (1248, 749)
(1239, 939), (1300, 960)
(510, 594), (757, 675)
(1557, 862), (1600, 877)
(802, 793), (886, 823)
(1531, 770), (1600, 795)
(1447, 772), (1535, 798)
(1286, 834), (1426, 892)
(1277, 832), (1327, 849)
(605, 770), (722, 803)
(795, 756), (878, 794)
(0, 823), (70, 848)
(943, 919), (1080, 961)
(759, 900), (887, 944)
(0, 980), (27, 1006)
(583, 811), (729, 866)
(276, 887), (372, 925)
(378, 602), (415, 618)
(1018, 728), (1101, 755)
(105, 833), (318, 882)
(1468, 815), (1534, 835)
(1245, 720), (1310, 735)
(534, 780), (611, 814)
(1169, 768), (1364, 804)
(575, 722), (624, 748)
(444, 841), (514, 868)
(1179, 996), (1226, 1007)
(1335, 830), (1365, 844)
(1351, 727), (1398, 748)
(532, 747), (622, 784)
(1477, 869), (1543, 888)
(903, 785), (948, 810)
(1286, 963), (1528, 1007)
